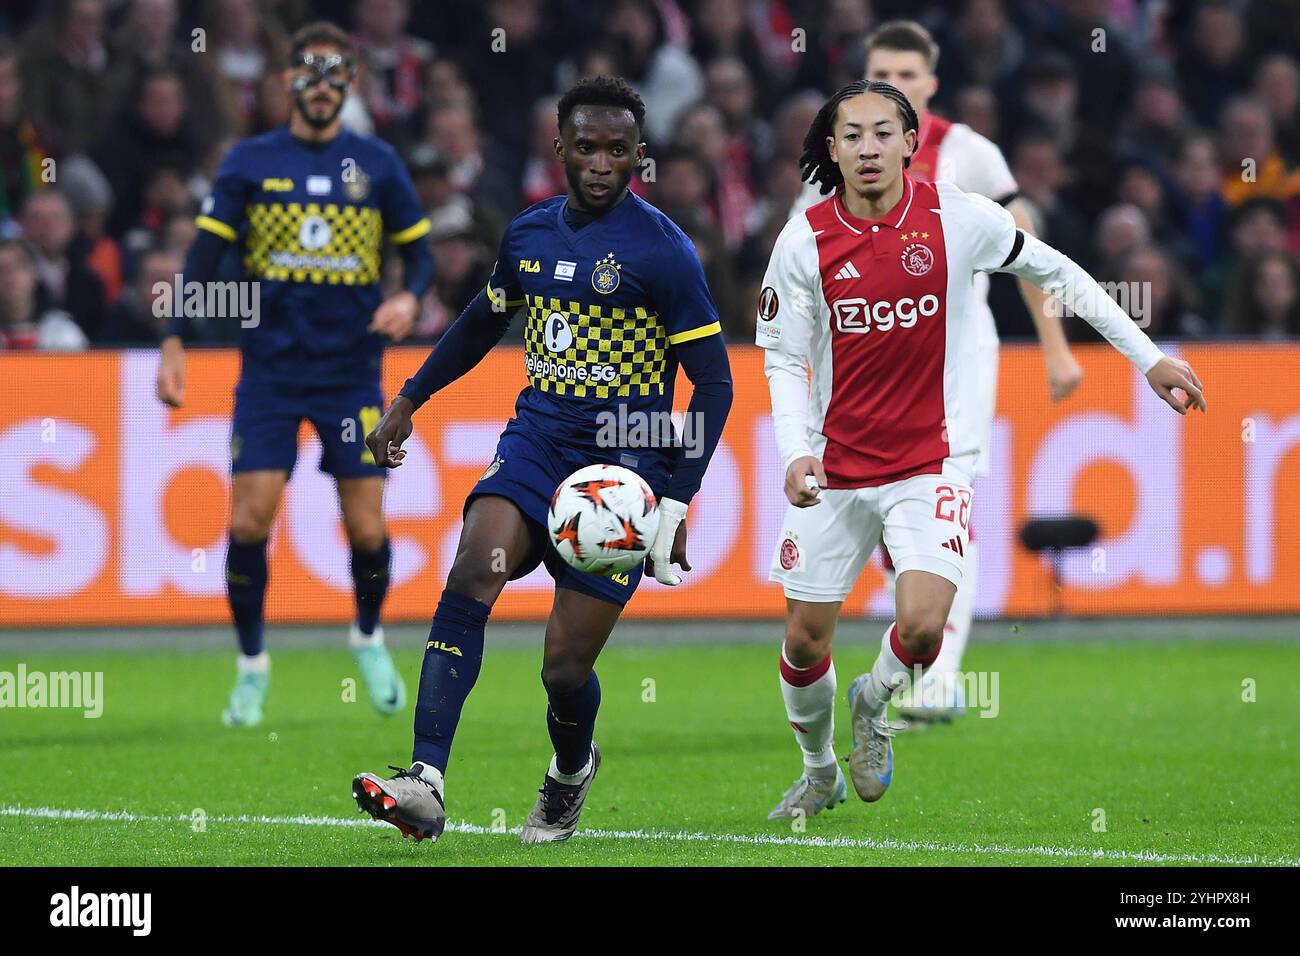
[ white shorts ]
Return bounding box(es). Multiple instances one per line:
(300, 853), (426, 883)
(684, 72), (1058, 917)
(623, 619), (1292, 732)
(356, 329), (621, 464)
(769, 466), (974, 602)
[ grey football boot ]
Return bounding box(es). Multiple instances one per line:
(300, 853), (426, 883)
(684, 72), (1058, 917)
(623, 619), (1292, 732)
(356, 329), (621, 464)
(352, 762), (446, 843)
(847, 673), (907, 802)
(520, 744), (601, 844)
(767, 764), (848, 820)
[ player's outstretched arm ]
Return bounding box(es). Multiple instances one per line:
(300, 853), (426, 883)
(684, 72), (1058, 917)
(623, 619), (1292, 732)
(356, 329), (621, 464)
(995, 226), (1206, 415)
(366, 288), (515, 467)
(1007, 198), (1083, 402)
(648, 333), (735, 585)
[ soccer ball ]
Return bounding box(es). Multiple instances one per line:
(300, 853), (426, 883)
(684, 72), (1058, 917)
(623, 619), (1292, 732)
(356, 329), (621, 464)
(547, 464), (658, 575)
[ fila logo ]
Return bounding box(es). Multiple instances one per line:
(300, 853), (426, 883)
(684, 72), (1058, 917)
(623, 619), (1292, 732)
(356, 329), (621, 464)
(610, 572), (631, 586)
(519, 259), (541, 273)
(833, 261), (861, 280)
(940, 536), (965, 557)
(833, 294), (939, 333)
(261, 178), (293, 192)
(426, 640), (463, 657)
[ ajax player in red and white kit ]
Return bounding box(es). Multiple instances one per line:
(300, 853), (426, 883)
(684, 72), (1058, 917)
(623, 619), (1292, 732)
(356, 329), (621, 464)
(760, 81), (1205, 819)
(791, 21), (1083, 723)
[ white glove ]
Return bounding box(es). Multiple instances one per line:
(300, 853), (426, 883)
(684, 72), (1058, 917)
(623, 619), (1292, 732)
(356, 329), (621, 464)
(649, 496), (688, 586)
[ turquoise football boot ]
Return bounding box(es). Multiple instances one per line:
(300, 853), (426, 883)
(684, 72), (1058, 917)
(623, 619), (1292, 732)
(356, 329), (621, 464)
(351, 625), (407, 716)
(221, 659), (269, 727)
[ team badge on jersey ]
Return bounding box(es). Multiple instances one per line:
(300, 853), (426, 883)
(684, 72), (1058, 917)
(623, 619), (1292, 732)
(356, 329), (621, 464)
(901, 242), (934, 277)
(344, 165), (371, 201)
(591, 252), (621, 294)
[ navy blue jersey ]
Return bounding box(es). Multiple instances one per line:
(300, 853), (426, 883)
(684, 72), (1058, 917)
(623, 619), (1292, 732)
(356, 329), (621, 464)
(486, 192), (723, 465)
(198, 126), (430, 385)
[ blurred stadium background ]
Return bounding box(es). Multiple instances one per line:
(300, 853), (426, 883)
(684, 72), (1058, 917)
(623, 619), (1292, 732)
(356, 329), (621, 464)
(0, 0), (1297, 629)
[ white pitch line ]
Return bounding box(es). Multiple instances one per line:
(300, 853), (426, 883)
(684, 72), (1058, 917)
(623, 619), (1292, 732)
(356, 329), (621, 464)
(1, 805), (1293, 866)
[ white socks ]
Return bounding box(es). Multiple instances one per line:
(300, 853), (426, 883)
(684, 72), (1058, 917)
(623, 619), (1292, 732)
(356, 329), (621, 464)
(548, 752), (593, 785)
(349, 623), (385, 650)
(779, 645), (837, 770)
(857, 623), (914, 719)
(237, 651), (269, 675)
(410, 761), (445, 794)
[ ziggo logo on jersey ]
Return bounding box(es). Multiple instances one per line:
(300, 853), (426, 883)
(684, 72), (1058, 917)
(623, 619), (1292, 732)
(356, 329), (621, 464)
(833, 294), (939, 333)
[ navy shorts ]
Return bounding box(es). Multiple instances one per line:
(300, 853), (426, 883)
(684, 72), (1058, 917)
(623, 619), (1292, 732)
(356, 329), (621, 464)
(230, 376), (386, 479)
(467, 424), (665, 607)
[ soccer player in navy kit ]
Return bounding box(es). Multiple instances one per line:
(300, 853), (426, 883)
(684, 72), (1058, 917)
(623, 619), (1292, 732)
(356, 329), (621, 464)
(154, 22), (434, 728)
(352, 76), (734, 845)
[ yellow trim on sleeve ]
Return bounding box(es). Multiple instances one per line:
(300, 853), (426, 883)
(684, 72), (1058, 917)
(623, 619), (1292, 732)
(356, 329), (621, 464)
(388, 218), (432, 244)
(667, 321), (722, 345)
(485, 282), (526, 309)
(195, 215), (238, 242)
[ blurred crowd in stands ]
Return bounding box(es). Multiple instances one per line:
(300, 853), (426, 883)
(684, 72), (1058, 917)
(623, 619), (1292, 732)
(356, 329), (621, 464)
(2, 0), (1299, 350)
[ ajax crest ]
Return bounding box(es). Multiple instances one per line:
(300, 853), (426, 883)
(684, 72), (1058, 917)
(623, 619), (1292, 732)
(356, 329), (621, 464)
(901, 243), (934, 277)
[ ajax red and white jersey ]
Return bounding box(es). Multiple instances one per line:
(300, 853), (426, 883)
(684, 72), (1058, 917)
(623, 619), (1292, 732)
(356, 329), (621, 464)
(758, 175), (1019, 488)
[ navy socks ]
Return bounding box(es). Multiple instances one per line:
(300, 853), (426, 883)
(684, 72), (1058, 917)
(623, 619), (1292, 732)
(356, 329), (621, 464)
(226, 536), (268, 656)
(351, 538), (391, 635)
(411, 589), (490, 773)
(546, 672), (601, 775)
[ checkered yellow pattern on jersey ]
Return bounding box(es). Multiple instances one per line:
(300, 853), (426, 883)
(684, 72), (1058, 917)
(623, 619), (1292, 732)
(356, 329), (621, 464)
(524, 293), (667, 398)
(243, 201), (383, 284)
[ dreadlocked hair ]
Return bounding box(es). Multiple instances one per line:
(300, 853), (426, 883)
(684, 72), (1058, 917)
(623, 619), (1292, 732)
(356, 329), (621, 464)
(798, 80), (920, 195)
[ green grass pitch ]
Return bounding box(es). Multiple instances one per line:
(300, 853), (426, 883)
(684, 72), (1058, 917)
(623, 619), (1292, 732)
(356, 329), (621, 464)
(2, 631), (1297, 866)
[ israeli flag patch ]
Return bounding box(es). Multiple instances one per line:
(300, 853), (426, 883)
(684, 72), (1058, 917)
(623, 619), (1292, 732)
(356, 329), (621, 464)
(554, 260), (577, 281)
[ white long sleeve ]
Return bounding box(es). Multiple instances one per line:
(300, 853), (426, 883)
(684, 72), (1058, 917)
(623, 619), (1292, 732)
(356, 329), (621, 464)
(1000, 231), (1165, 374)
(764, 348), (813, 470)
